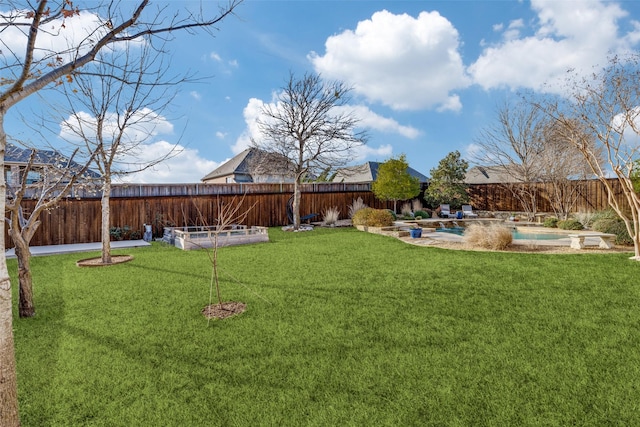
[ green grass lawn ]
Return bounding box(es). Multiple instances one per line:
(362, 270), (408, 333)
(11, 227), (640, 426)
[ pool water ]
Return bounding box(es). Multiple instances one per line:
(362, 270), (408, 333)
(435, 227), (466, 235)
(512, 230), (566, 240)
(435, 227), (567, 240)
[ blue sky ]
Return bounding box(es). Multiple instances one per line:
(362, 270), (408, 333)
(4, 0), (640, 182)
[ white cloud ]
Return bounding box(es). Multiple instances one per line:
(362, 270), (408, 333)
(117, 141), (219, 183)
(469, 0), (640, 93)
(334, 105), (420, 139)
(610, 107), (640, 157)
(0, 9), (135, 64)
(56, 107), (217, 182)
(206, 51), (238, 73)
(503, 19), (525, 40)
(232, 97), (265, 154)
(233, 97), (420, 156)
(353, 144), (393, 162)
(60, 107), (173, 146)
(309, 9), (469, 111)
(464, 143), (484, 162)
(190, 91), (202, 101)
(436, 95), (462, 113)
(216, 131), (227, 140)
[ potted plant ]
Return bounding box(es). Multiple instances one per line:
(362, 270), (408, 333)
(409, 224), (422, 238)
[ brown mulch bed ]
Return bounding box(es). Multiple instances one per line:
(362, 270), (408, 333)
(76, 255), (134, 267)
(202, 301), (246, 320)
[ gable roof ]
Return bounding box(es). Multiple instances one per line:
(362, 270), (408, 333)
(201, 148), (253, 182)
(5, 143), (101, 178)
(465, 165), (525, 184)
(201, 147), (295, 183)
(333, 161), (428, 183)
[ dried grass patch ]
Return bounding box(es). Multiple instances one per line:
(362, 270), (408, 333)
(463, 223), (513, 250)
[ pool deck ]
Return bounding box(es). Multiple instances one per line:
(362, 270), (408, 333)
(5, 240), (151, 259)
(424, 231), (573, 247)
(398, 221), (610, 248)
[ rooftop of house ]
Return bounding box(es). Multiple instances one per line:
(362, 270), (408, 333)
(201, 148), (253, 182)
(201, 147), (295, 182)
(464, 165), (522, 184)
(333, 161), (428, 183)
(5, 143), (101, 178)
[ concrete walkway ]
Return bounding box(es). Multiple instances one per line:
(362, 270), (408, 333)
(5, 240), (152, 259)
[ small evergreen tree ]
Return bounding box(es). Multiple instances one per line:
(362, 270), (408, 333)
(425, 151), (469, 208)
(371, 154), (421, 213)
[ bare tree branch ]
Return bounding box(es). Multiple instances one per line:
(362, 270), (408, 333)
(253, 72), (368, 229)
(534, 54), (640, 259)
(0, 2), (243, 423)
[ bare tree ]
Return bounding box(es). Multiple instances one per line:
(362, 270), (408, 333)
(56, 39), (182, 265)
(195, 195), (258, 323)
(0, 1), (243, 424)
(539, 54), (640, 260)
(5, 144), (97, 318)
(539, 119), (598, 219)
(473, 98), (592, 220)
(253, 72), (368, 230)
(245, 148), (296, 183)
(472, 99), (547, 219)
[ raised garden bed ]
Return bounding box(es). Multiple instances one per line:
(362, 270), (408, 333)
(166, 225), (269, 250)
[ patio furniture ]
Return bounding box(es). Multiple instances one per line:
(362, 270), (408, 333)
(439, 204), (456, 218)
(286, 195), (319, 224)
(462, 205), (478, 218)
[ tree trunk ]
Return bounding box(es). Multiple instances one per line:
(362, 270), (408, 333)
(0, 273), (20, 426)
(292, 180), (301, 230)
(0, 113), (21, 426)
(101, 179), (112, 264)
(12, 234), (35, 318)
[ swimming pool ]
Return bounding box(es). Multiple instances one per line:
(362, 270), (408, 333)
(435, 227), (568, 240)
(512, 230), (567, 240)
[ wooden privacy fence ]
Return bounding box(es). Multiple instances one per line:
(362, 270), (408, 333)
(468, 179), (626, 213)
(10, 183), (394, 247)
(6, 179), (627, 248)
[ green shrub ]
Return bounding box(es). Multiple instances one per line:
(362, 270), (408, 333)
(352, 207), (375, 226)
(592, 218), (633, 245)
(387, 209), (397, 221)
(543, 217), (559, 228)
(109, 225), (141, 241)
(414, 210), (430, 219)
(352, 208), (394, 227)
(557, 219), (584, 230)
(368, 209), (395, 227)
(591, 208), (621, 223)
